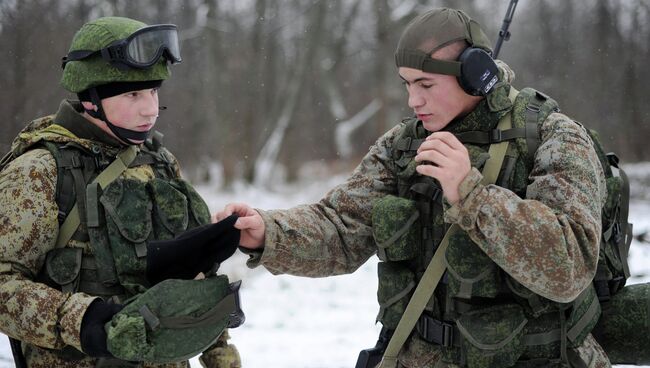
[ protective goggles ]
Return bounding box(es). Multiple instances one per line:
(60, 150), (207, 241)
(62, 24), (181, 69)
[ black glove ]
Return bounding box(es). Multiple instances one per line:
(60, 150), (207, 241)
(80, 299), (123, 358)
(146, 215), (240, 284)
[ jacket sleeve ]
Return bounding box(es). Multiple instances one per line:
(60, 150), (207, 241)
(0, 149), (97, 351)
(444, 112), (606, 303)
(247, 125), (403, 277)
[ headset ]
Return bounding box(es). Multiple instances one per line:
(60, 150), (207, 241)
(456, 46), (499, 97)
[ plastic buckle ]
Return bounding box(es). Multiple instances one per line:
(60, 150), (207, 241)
(418, 316), (454, 347)
(441, 321), (454, 347)
(490, 129), (503, 143)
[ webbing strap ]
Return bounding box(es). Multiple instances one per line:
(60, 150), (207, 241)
(55, 146), (138, 248)
(378, 88), (519, 368)
(456, 127), (526, 145)
(395, 137), (426, 152)
(140, 293), (237, 331)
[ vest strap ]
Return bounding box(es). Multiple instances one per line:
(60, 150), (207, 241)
(455, 127), (526, 145)
(56, 146), (138, 248)
(394, 137), (425, 152)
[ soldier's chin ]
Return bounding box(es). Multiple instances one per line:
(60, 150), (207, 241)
(422, 120), (448, 133)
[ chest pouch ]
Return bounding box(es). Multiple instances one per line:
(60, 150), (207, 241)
(454, 304), (527, 368)
(99, 178), (152, 295)
(445, 231), (501, 299)
(41, 247), (83, 293)
(372, 195), (420, 262)
(376, 262), (416, 330)
(148, 178), (190, 239)
(105, 275), (244, 363)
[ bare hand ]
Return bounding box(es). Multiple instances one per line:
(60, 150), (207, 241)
(414, 132), (471, 204)
(212, 203), (266, 249)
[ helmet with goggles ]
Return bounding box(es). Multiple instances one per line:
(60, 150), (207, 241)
(61, 16), (180, 93)
(60, 17), (182, 144)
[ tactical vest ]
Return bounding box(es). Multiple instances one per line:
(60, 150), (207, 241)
(372, 88), (603, 368)
(1, 116), (214, 364)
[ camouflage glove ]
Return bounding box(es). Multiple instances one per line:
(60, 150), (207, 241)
(105, 276), (244, 363)
(80, 299), (123, 357)
(199, 330), (241, 368)
(146, 215), (240, 284)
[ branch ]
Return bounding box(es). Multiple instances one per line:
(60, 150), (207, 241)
(335, 99), (382, 158)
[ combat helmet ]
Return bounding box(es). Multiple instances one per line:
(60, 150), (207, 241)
(60, 16), (181, 143)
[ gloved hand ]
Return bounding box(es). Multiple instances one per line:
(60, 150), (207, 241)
(146, 215), (240, 284)
(199, 330), (241, 368)
(80, 299), (123, 358)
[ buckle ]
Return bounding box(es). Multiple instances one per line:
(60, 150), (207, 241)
(416, 315), (454, 347)
(490, 129), (503, 143)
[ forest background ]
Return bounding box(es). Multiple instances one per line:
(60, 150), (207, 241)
(1, 0), (649, 187)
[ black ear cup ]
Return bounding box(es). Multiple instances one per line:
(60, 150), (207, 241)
(457, 48), (499, 96)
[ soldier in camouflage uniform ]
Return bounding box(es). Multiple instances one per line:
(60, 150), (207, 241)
(216, 8), (612, 368)
(0, 17), (240, 368)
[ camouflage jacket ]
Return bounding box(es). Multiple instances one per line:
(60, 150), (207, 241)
(246, 63), (611, 367)
(0, 100), (230, 368)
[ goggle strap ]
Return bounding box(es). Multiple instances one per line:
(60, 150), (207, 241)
(61, 50), (98, 69)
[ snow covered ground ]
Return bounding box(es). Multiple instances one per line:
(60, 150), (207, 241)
(0, 164), (648, 367)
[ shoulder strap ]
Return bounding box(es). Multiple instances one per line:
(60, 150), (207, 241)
(55, 145), (139, 248)
(378, 87), (518, 368)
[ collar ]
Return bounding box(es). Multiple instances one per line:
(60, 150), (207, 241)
(54, 100), (125, 148)
(444, 83), (514, 135)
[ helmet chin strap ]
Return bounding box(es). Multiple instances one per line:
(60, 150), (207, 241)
(87, 87), (150, 145)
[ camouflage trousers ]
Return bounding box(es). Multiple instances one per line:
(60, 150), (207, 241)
(394, 334), (611, 368)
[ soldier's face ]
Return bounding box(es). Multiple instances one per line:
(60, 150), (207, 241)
(399, 67), (478, 132)
(84, 87), (160, 143)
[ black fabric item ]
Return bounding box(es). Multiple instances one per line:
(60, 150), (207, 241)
(146, 215), (240, 285)
(77, 80), (163, 102)
(80, 299), (123, 358)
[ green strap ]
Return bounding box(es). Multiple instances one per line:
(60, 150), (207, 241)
(55, 146), (138, 248)
(378, 88), (519, 368)
(139, 293), (237, 331)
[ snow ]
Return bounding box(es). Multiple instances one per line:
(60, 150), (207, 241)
(1, 166), (649, 367)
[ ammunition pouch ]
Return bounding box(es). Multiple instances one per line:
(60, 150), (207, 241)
(372, 195), (420, 262)
(445, 231), (502, 299)
(376, 262), (415, 330)
(106, 276), (244, 363)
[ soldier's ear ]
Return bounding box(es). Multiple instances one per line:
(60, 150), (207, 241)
(81, 101), (98, 112)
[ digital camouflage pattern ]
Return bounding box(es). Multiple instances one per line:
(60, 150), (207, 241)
(0, 100), (238, 367)
(593, 283), (650, 364)
(106, 276), (235, 363)
(245, 62), (611, 367)
(61, 17), (170, 93)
